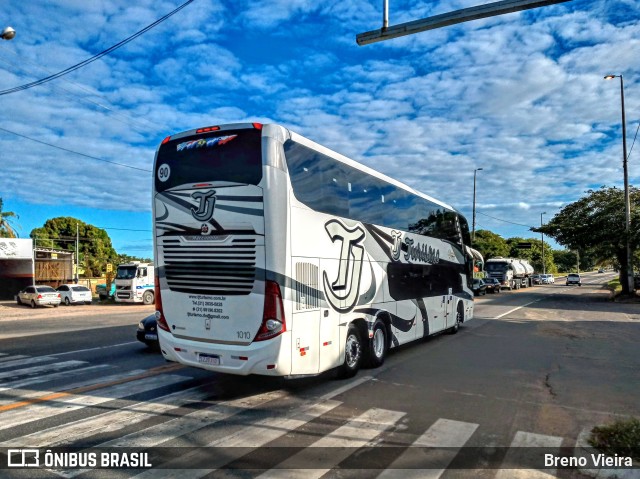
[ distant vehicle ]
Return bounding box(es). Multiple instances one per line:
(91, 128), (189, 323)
(56, 284), (92, 305)
(17, 285), (61, 308)
(96, 282), (116, 301)
(472, 278), (487, 296)
(482, 277), (501, 294)
(540, 274), (554, 284)
(531, 274), (542, 285)
(598, 268), (605, 273)
(137, 314), (159, 349)
(114, 262), (155, 305)
(485, 257), (534, 290)
(566, 273), (582, 286)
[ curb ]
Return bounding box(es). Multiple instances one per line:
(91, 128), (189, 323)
(575, 427), (640, 479)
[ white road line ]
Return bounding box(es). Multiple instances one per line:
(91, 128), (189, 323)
(0, 373), (191, 432)
(0, 354), (28, 363)
(0, 365), (120, 405)
(494, 431), (563, 479)
(52, 341), (139, 356)
(377, 418), (478, 479)
(0, 360), (87, 382)
(257, 407), (406, 479)
(2, 384), (211, 448)
(0, 356), (58, 370)
(134, 400), (343, 479)
(493, 298), (547, 319)
(0, 364), (110, 391)
(55, 388), (291, 478)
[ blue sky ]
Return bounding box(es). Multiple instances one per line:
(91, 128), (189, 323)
(0, 0), (638, 258)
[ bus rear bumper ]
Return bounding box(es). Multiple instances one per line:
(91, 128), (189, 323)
(158, 329), (288, 376)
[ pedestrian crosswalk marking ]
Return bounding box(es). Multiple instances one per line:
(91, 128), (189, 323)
(0, 360), (87, 382)
(256, 408), (406, 479)
(494, 431), (563, 479)
(0, 355), (58, 370)
(2, 384), (210, 448)
(0, 354), (28, 363)
(0, 364), (110, 396)
(132, 400), (344, 479)
(0, 355), (582, 478)
(377, 418), (479, 479)
(0, 373), (191, 432)
(54, 388), (292, 479)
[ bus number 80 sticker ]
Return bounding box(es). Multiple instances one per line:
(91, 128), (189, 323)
(157, 164), (171, 182)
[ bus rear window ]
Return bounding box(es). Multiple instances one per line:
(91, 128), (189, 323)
(155, 128), (262, 192)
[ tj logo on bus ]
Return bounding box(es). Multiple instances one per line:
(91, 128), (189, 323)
(191, 190), (217, 222)
(322, 220), (366, 313)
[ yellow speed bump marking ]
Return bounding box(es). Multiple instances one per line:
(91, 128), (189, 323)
(0, 362), (185, 413)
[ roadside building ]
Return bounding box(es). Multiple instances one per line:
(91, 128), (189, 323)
(0, 238), (34, 300)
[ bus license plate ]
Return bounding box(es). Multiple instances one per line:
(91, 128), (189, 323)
(198, 353), (220, 366)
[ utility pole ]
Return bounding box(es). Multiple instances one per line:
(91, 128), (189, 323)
(75, 223), (79, 283)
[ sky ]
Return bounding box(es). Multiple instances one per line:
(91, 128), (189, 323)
(0, 0), (638, 259)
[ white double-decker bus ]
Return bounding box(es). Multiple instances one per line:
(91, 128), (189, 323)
(153, 123), (476, 378)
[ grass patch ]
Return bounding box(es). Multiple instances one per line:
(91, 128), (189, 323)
(606, 278), (622, 295)
(588, 417), (640, 461)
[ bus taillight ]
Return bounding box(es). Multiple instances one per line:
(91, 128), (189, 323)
(155, 274), (170, 332)
(252, 123), (263, 130)
(254, 281), (286, 342)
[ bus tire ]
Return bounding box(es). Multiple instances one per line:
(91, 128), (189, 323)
(143, 291), (155, 305)
(448, 303), (464, 334)
(367, 319), (388, 368)
(337, 324), (363, 379)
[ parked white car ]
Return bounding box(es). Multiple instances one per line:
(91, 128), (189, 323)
(17, 285), (61, 308)
(56, 284), (93, 305)
(541, 274), (555, 284)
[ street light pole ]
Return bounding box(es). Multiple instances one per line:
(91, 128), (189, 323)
(472, 167), (483, 244)
(604, 74), (633, 293)
(541, 212), (546, 275)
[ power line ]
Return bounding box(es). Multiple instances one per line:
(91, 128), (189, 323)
(476, 211), (535, 229)
(0, 126), (151, 172)
(0, 0), (195, 96)
(0, 48), (163, 133)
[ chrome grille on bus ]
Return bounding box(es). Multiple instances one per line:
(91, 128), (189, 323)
(160, 237), (257, 295)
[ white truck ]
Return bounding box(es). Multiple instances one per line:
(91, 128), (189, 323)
(485, 257), (534, 290)
(114, 262), (155, 304)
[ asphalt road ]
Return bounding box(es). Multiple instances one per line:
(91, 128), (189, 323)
(0, 271), (637, 478)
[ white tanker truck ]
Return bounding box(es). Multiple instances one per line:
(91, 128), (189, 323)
(485, 257), (535, 290)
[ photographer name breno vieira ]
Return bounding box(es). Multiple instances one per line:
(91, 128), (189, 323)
(545, 453), (634, 468)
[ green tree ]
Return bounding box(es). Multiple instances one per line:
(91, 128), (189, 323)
(115, 253), (153, 264)
(536, 186), (640, 294)
(472, 229), (509, 260)
(0, 198), (19, 238)
(30, 217), (118, 277)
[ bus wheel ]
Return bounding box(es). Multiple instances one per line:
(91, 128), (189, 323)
(367, 319), (388, 368)
(337, 324), (363, 379)
(143, 291), (155, 305)
(449, 304), (464, 334)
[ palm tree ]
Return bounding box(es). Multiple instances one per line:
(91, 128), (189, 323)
(0, 197), (19, 238)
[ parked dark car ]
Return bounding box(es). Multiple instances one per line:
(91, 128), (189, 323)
(137, 314), (159, 349)
(482, 277), (501, 294)
(472, 278), (487, 296)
